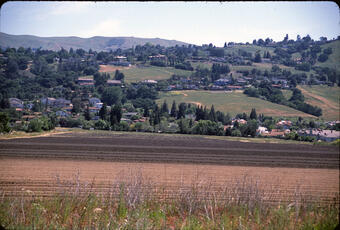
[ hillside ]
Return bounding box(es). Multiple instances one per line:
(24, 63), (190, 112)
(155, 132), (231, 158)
(157, 90), (315, 119)
(297, 85), (340, 121)
(0, 32), (189, 51)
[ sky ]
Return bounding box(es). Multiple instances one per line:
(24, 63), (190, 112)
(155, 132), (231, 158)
(0, 1), (339, 47)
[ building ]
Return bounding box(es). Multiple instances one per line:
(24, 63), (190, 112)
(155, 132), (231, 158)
(9, 98), (24, 109)
(214, 78), (230, 86)
(107, 80), (122, 86)
(257, 126), (269, 135)
(89, 98), (101, 106)
(78, 77), (94, 86)
(141, 79), (158, 85)
(298, 129), (340, 142)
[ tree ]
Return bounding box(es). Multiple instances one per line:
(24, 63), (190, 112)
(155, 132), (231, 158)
(84, 106), (91, 121)
(289, 88), (304, 102)
(170, 100), (177, 118)
(0, 96), (10, 109)
(177, 102), (187, 119)
(71, 98), (82, 114)
(114, 70), (125, 81)
(161, 100), (169, 115)
(208, 105), (217, 122)
(250, 108), (257, 120)
(254, 51), (262, 63)
(110, 104), (122, 127)
(101, 87), (122, 106)
(0, 112), (11, 133)
(318, 53), (328, 62)
(99, 103), (108, 120)
(143, 103), (150, 117)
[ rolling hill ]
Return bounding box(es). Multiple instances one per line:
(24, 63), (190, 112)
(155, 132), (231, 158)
(157, 90), (316, 119)
(0, 32), (189, 51)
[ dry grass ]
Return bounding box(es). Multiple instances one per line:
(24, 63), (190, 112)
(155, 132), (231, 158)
(0, 170), (338, 229)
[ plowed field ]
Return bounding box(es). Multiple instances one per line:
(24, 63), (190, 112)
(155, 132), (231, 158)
(0, 131), (339, 203)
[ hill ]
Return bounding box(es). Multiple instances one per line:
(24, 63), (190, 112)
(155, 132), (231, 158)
(0, 32), (189, 51)
(297, 85), (340, 121)
(157, 90), (316, 119)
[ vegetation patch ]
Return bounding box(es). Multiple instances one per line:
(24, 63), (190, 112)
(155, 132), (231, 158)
(158, 90), (314, 118)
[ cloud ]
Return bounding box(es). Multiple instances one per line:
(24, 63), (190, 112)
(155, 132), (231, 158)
(78, 19), (122, 38)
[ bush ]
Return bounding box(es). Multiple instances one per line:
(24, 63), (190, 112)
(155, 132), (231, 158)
(318, 53), (328, 62)
(0, 112), (11, 133)
(192, 120), (224, 136)
(94, 119), (110, 130)
(27, 118), (43, 132)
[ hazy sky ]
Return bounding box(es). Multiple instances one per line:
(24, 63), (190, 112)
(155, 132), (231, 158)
(1, 1), (339, 46)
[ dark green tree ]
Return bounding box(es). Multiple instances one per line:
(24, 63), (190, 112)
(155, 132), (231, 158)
(0, 112), (11, 133)
(101, 87), (122, 106)
(161, 100), (169, 115)
(110, 104), (122, 127)
(170, 100), (177, 118)
(84, 106), (91, 121)
(177, 103), (187, 119)
(250, 108), (257, 120)
(99, 103), (108, 121)
(208, 105), (217, 122)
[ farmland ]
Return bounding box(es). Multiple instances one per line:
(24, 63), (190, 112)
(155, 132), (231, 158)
(0, 130), (339, 197)
(0, 130), (339, 229)
(157, 90), (315, 118)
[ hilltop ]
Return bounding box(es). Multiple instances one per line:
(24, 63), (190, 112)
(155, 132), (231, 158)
(0, 32), (189, 51)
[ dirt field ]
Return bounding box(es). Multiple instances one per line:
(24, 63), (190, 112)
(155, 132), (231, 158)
(0, 131), (339, 202)
(99, 64), (132, 73)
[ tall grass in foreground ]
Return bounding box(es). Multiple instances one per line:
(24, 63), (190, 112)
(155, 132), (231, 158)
(0, 171), (338, 230)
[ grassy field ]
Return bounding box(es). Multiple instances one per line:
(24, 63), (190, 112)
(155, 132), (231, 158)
(297, 85), (340, 121)
(157, 90), (315, 118)
(224, 44), (275, 56)
(316, 40), (340, 70)
(120, 66), (192, 83)
(1, 177), (338, 230)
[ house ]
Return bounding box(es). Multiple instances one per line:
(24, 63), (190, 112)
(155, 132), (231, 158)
(53, 98), (72, 108)
(122, 112), (138, 119)
(262, 129), (287, 137)
(41, 97), (56, 106)
(214, 78), (230, 86)
(88, 107), (100, 113)
(232, 119), (247, 125)
(89, 98), (101, 106)
(141, 79), (158, 85)
(257, 126), (269, 135)
(210, 85), (224, 90)
(9, 98), (24, 109)
(56, 110), (70, 117)
(78, 77), (94, 86)
(107, 80), (122, 86)
(22, 115), (37, 121)
(226, 86), (243, 90)
(94, 103), (103, 109)
(276, 120), (292, 129)
(298, 129), (340, 142)
(148, 54), (166, 61)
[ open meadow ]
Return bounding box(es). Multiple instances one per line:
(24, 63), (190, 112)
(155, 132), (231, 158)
(157, 90), (316, 118)
(119, 65), (192, 83)
(297, 85), (340, 121)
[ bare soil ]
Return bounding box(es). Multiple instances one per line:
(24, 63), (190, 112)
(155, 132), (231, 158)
(99, 65), (132, 73)
(0, 131), (338, 202)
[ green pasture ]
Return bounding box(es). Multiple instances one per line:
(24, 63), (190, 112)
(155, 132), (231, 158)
(157, 90), (315, 118)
